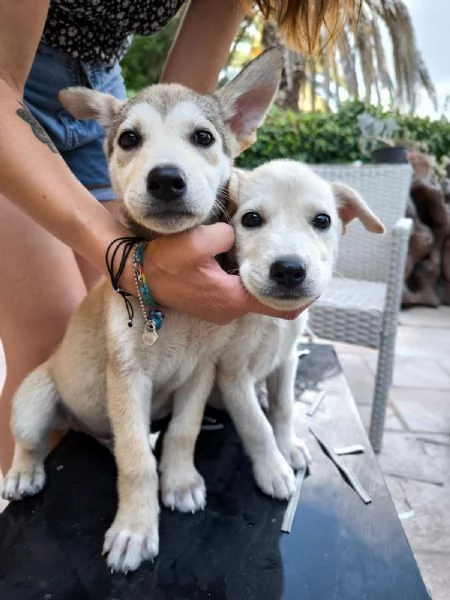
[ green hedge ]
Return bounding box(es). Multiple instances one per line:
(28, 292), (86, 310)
(236, 101), (450, 169)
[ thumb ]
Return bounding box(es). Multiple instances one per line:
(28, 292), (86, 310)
(193, 223), (235, 257)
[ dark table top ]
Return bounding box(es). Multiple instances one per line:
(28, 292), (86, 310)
(0, 344), (430, 600)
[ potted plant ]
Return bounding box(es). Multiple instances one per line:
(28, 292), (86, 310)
(357, 112), (408, 164)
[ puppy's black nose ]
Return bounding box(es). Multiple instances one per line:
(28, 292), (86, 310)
(147, 165), (186, 202)
(270, 257), (306, 287)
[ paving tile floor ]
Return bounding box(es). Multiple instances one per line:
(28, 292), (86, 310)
(333, 306), (450, 600)
(1, 306), (449, 597)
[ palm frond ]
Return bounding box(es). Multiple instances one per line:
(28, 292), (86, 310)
(369, 4), (394, 101)
(355, 7), (375, 104)
(336, 28), (359, 98)
(251, 0), (435, 114)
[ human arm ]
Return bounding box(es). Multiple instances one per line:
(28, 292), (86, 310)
(159, 0), (305, 320)
(161, 0), (244, 93)
(0, 1), (131, 280)
(0, 1), (302, 323)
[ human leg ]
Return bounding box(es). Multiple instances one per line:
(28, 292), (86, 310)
(0, 194), (87, 473)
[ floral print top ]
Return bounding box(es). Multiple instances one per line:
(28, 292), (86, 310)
(42, 0), (186, 64)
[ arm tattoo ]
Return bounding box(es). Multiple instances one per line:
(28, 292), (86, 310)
(16, 101), (58, 153)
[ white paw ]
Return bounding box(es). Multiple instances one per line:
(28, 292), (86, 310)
(253, 452), (296, 500)
(1, 464), (46, 501)
(103, 518), (159, 573)
(279, 436), (312, 471)
(160, 467), (206, 513)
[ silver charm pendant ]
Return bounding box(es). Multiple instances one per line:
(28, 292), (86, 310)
(142, 321), (158, 346)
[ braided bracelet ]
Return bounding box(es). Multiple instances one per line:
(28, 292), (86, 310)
(133, 241), (165, 346)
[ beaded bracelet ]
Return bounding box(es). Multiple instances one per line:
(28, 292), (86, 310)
(133, 241), (165, 346)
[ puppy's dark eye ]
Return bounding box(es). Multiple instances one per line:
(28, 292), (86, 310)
(118, 130), (140, 150)
(241, 211), (264, 228)
(192, 129), (215, 147)
(312, 213), (331, 230)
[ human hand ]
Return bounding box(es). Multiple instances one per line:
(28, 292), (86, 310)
(141, 223), (310, 325)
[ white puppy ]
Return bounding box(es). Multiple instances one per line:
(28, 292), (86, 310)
(159, 159), (385, 505)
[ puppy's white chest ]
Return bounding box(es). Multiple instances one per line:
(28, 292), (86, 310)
(111, 306), (228, 387)
(229, 315), (300, 380)
(253, 321), (290, 377)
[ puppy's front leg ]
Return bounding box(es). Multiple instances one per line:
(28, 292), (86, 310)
(103, 366), (159, 573)
(159, 363), (215, 513)
(266, 349), (311, 470)
(1, 365), (59, 500)
(218, 370), (296, 500)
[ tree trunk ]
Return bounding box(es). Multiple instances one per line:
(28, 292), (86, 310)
(262, 23), (306, 112)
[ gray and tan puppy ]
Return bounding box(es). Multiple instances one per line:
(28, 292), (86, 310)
(1, 50), (282, 573)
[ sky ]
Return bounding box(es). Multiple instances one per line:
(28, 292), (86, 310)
(403, 0), (450, 119)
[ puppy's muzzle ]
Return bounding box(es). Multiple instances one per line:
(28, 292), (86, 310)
(147, 165), (187, 203)
(269, 256), (306, 289)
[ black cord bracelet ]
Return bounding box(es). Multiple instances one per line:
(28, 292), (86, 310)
(105, 236), (145, 327)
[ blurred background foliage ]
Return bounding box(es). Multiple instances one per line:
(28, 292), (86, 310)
(120, 1), (450, 167)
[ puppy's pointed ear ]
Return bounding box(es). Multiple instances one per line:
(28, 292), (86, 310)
(215, 49), (282, 157)
(59, 87), (124, 127)
(332, 182), (385, 234)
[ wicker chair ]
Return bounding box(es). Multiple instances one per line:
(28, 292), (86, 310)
(308, 164), (413, 453)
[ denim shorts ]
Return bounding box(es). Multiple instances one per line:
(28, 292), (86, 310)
(24, 42), (127, 201)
